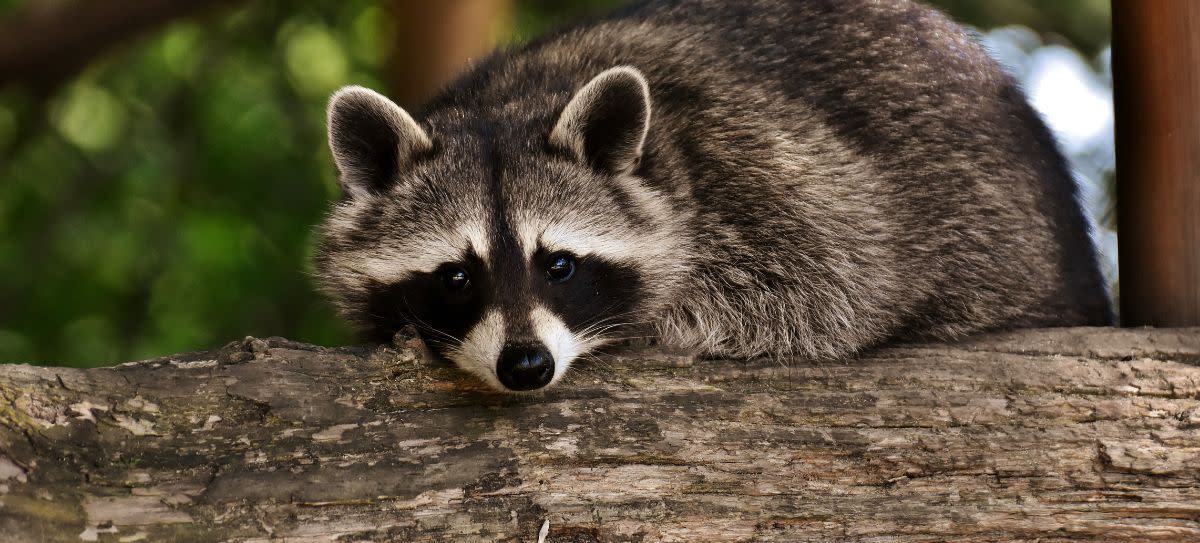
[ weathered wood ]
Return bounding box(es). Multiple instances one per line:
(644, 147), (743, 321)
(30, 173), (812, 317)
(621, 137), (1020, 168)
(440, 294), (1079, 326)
(0, 327), (1198, 542)
(1114, 0), (1200, 326)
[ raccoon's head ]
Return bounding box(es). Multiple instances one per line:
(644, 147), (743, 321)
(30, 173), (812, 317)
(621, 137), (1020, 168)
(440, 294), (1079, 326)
(314, 67), (687, 393)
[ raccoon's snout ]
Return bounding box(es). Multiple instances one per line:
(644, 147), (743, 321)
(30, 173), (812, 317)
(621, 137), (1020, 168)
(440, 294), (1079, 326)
(496, 344), (555, 391)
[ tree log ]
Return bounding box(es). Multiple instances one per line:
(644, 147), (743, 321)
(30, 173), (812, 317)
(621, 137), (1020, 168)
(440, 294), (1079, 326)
(0, 327), (1198, 542)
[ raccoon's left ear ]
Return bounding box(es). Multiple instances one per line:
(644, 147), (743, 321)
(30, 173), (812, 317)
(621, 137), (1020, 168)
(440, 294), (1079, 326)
(550, 66), (651, 175)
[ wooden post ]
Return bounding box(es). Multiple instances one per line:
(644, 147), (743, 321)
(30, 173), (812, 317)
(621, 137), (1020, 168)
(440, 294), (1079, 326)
(1113, 1), (1200, 326)
(384, 0), (512, 110)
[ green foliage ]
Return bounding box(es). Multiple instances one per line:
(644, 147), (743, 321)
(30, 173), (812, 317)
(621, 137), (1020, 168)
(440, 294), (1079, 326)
(0, 1), (375, 366)
(933, 0), (1111, 55)
(0, 0), (1111, 367)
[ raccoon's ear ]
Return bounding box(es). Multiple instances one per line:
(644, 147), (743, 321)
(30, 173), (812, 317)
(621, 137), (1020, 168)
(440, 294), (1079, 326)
(326, 85), (432, 198)
(550, 66), (651, 175)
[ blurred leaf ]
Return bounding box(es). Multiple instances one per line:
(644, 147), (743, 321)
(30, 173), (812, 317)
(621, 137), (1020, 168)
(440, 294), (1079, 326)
(0, 330), (33, 364)
(52, 82), (127, 152)
(0, 103), (14, 151)
(349, 5), (393, 67)
(60, 316), (121, 367)
(160, 23), (205, 80)
(284, 23), (349, 97)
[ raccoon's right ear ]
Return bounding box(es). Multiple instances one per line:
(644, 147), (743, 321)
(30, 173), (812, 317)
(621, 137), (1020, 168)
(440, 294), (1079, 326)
(550, 66), (651, 175)
(326, 86), (432, 198)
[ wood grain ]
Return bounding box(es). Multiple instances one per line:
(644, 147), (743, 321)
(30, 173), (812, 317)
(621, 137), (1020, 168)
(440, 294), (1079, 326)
(0, 327), (1197, 541)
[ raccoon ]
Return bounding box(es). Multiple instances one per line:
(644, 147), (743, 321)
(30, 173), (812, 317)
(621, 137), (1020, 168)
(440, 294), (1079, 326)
(314, 0), (1111, 392)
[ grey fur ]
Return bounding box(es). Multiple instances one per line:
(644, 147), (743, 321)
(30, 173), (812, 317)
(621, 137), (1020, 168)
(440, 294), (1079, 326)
(314, 0), (1111, 388)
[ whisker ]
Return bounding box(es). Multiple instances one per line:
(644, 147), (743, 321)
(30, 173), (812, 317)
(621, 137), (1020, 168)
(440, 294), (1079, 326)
(367, 308), (463, 348)
(398, 297), (465, 347)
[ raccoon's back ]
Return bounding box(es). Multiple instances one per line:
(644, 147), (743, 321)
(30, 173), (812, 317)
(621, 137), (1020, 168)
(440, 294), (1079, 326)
(586, 0), (1108, 327)
(429, 0), (1111, 356)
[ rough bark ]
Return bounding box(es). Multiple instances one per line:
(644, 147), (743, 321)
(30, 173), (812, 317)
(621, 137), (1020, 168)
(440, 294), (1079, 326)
(0, 327), (1198, 542)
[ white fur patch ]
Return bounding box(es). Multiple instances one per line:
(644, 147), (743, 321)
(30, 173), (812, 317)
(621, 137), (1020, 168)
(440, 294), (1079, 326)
(339, 220), (491, 285)
(529, 305), (578, 385)
(535, 222), (642, 262)
(460, 222), (491, 264)
(446, 310), (506, 390)
(506, 179), (686, 271)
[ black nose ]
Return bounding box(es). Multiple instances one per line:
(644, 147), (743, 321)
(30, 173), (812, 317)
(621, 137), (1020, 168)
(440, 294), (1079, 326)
(496, 344), (555, 391)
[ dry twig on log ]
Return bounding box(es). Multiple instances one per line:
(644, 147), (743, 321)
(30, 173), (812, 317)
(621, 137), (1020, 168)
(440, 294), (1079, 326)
(0, 327), (1198, 541)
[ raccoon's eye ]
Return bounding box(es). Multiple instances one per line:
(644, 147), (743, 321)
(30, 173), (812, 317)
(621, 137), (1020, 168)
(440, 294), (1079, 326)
(546, 253), (576, 284)
(439, 267), (471, 291)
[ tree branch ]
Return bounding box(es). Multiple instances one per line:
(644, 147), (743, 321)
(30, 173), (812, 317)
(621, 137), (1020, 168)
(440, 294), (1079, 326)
(0, 327), (1198, 541)
(0, 0), (244, 91)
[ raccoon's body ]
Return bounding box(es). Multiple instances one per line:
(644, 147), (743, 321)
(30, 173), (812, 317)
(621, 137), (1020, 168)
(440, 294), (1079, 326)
(315, 0), (1111, 392)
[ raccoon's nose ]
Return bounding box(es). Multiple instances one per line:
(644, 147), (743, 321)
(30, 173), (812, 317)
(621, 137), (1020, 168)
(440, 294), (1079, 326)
(496, 344), (555, 391)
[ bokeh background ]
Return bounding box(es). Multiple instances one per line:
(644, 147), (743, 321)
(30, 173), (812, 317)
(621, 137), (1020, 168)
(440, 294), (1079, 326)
(0, 0), (1115, 367)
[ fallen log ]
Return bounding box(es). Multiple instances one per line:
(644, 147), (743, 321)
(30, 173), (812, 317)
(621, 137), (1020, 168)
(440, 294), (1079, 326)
(0, 327), (1197, 542)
